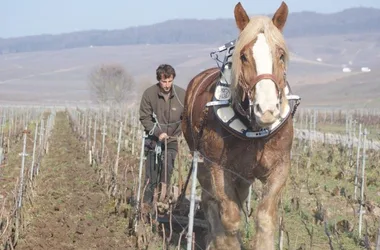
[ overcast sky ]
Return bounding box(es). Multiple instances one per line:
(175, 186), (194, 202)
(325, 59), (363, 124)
(2, 0), (380, 38)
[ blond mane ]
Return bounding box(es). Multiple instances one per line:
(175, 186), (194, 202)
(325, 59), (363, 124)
(231, 15), (289, 102)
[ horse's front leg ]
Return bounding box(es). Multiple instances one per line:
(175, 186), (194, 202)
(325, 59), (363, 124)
(202, 164), (243, 250)
(251, 160), (291, 250)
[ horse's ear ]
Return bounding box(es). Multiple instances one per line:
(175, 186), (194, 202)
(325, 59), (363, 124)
(234, 2), (250, 31)
(272, 1), (288, 32)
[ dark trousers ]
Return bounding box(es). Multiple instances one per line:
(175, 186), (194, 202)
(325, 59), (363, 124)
(143, 147), (177, 203)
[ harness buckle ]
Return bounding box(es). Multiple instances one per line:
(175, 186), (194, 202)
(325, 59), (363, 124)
(206, 100), (229, 107)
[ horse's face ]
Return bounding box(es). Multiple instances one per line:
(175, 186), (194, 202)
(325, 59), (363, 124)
(233, 2), (289, 128)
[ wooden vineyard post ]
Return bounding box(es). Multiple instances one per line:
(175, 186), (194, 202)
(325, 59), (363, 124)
(112, 121), (123, 196)
(354, 123), (362, 200)
(358, 128), (367, 238)
(187, 151), (199, 250)
(30, 122), (39, 182)
(93, 114), (97, 152)
(134, 130), (147, 232)
(101, 118), (106, 163)
(376, 226), (380, 250)
(17, 127), (29, 208)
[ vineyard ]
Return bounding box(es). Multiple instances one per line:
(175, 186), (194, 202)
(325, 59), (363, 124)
(0, 105), (379, 250)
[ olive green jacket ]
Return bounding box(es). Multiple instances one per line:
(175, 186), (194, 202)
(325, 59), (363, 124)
(139, 83), (186, 149)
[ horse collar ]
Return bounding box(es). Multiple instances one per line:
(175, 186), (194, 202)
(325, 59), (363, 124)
(206, 63), (301, 139)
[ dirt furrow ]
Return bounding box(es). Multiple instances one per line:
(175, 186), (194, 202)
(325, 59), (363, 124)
(16, 112), (134, 250)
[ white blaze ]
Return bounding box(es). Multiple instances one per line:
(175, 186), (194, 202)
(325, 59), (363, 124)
(252, 33), (279, 117)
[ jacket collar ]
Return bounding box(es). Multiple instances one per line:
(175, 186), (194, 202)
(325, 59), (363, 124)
(156, 83), (175, 98)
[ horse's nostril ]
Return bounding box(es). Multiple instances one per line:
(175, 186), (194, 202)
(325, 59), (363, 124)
(276, 103), (280, 109)
(255, 104), (261, 113)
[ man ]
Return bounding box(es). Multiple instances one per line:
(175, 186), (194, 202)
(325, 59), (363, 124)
(139, 64), (186, 204)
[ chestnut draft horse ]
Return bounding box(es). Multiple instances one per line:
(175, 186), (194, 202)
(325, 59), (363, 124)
(181, 1), (300, 249)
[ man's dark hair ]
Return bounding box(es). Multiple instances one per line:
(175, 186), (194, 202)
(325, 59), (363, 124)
(156, 64), (176, 81)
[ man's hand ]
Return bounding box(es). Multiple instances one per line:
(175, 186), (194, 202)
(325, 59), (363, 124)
(158, 133), (168, 141)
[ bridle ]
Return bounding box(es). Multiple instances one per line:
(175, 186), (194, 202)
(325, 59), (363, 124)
(238, 71), (287, 125)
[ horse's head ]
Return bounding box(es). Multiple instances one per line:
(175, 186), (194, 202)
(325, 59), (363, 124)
(231, 1), (290, 129)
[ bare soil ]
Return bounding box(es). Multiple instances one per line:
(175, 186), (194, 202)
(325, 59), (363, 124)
(15, 112), (135, 250)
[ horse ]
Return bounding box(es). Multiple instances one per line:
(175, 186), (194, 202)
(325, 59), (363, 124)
(181, 1), (300, 249)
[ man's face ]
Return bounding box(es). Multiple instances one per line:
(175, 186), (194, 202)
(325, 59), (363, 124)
(159, 74), (174, 94)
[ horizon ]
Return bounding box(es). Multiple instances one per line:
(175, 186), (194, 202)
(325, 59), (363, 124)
(3, 0), (380, 38)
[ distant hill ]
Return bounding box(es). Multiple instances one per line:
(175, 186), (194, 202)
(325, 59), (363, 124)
(293, 66), (380, 108)
(1, 7), (380, 54)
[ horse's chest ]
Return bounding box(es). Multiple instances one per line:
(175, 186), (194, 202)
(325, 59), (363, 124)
(226, 144), (276, 180)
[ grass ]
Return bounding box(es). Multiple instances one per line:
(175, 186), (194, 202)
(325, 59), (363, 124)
(7, 107), (376, 250)
(133, 115), (380, 249)
(268, 139), (379, 249)
(170, 131), (380, 249)
(143, 128), (379, 249)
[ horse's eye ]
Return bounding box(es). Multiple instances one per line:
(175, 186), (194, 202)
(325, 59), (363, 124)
(240, 54), (247, 62)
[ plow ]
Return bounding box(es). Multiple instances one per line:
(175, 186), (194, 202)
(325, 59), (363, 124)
(134, 132), (208, 249)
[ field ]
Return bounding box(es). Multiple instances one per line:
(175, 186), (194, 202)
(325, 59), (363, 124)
(0, 105), (379, 250)
(1, 32), (380, 108)
(1, 27), (380, 249)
